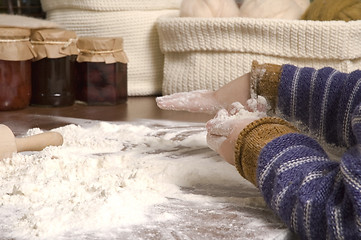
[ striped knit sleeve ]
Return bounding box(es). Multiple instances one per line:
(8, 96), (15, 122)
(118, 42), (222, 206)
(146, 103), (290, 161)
(278, 66), (361, 147)
(257, 103), (361, 239)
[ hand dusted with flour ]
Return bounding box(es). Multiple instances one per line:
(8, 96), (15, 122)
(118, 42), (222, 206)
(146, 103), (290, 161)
(156, 73), (251, 114)
(206, 98), (268, 165)
(158, 61), (361, 239)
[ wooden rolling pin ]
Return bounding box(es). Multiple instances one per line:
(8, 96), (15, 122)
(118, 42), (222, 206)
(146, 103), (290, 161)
(0, 124), (63, 160)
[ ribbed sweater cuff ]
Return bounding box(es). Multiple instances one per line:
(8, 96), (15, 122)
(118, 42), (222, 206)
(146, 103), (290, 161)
(250, 61), (282, 112)
(234, 117), (299, 186)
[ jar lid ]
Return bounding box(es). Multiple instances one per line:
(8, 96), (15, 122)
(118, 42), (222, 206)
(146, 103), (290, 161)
(31, 28), (78, 60)
(0, 27), (36, 61)
(76, 37), (128, 64)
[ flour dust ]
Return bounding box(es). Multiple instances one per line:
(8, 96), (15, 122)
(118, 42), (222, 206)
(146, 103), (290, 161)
(0, 120), (290, 240)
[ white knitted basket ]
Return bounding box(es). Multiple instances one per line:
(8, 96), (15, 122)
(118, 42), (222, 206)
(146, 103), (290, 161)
(157, 14), (361, 95)
(41, 0), (181, 96)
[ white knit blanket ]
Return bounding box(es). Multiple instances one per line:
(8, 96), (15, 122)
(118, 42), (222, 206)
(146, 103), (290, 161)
(157, 15), (361, 94)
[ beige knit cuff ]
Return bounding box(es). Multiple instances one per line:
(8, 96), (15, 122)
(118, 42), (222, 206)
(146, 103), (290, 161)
(250, 61), (282, 112)
(234, 117), (299, 186)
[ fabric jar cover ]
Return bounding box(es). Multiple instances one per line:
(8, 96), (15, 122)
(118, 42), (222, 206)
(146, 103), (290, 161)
(0, 27), (36, 61)
(157, 14), (361, 95)
(41, 0), (181, 96)
(76, 37), (128, 64)
(30, 28), (78, 61)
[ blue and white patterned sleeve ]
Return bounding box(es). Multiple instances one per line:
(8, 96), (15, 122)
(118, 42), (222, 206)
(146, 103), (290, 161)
(254, 66), (361, 239)
(277, 65), (361, 148)
(257, 106), (361, 239)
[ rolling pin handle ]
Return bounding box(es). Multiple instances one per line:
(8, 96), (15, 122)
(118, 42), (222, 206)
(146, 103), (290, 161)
(15, 132), (63, 152)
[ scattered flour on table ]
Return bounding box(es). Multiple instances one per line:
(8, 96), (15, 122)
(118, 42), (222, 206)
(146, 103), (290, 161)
(0, 120), (287, 240)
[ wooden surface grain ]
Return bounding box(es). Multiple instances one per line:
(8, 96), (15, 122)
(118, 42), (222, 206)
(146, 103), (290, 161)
(0, 97), (212, 135)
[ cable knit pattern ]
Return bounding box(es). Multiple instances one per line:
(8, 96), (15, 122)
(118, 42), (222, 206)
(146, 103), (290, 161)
(254, 66), (361, 239)
(157, 15), (361, 94)
(42, 1), (181, 96)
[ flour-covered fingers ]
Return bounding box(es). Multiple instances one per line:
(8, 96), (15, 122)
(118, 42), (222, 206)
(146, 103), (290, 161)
(206, 108), (261, 165)
(206, 108), (231, 136)
(156, 90), (222, 114)
(207, 117), (242, 136)
(227, 102), (246, 115)
(246, 96), (269, 114)
(206, 102), (260, 136)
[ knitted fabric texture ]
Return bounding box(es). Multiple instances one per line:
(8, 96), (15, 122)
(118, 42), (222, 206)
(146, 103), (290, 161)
(252, 64), (361, 239)
(42, 0), (181, 96)
(278, 65), (361, 147)
(250, 61), (282, 112)
(157, 14), (361, 94)
(40, 0), (181, 11)
(234, 117), (299, 186)
(302, 0), (361, 21)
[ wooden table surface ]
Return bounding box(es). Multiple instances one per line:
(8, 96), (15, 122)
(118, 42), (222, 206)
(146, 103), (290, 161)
(0, 97), (212, 135)
(0, 96), (295, 239)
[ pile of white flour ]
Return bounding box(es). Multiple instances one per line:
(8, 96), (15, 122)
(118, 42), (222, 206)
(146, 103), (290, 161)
(0, 119), (290, 240)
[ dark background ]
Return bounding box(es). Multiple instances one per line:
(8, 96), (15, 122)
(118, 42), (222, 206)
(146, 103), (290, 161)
(0, 0), (45, 18)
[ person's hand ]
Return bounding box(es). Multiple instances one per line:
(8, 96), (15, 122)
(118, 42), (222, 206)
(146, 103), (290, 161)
(206, 101), (265, 165)
(156, 90), (221, 114)
(156, 73), (251, 115)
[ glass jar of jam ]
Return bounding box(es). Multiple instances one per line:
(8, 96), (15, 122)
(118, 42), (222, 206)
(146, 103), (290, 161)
(30, 28), (78, 107)
(0, 27), (35, 111)
(75, 37), (128, 105)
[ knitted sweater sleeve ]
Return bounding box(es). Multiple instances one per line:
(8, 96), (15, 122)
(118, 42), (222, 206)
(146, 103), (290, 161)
(251, 61), (361, 148)
(235, 111), (361, 239)
(277, 64), (361, 147)
(242, 63), (361, 239)
(256, 123), (361, 240)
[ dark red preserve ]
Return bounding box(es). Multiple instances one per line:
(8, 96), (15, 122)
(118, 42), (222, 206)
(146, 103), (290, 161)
(75, 61), (127, 105)
(0, 60), (31, 110)
(75, 37), (128, 105)
(0, 27), (35, 110)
